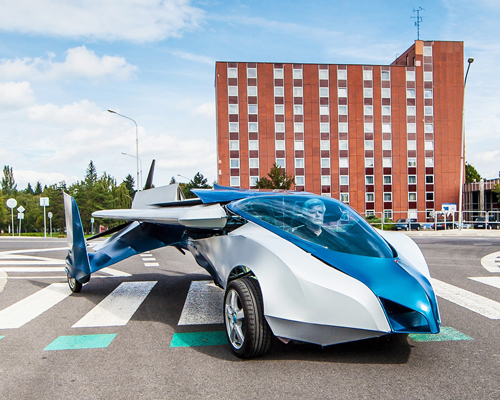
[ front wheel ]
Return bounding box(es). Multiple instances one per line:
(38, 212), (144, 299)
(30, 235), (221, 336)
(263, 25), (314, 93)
(224, 277), (271, 358)
(67, 273), (82, 293)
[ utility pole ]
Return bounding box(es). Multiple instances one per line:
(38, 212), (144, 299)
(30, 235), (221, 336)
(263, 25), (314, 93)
(412, 7), (424, 40)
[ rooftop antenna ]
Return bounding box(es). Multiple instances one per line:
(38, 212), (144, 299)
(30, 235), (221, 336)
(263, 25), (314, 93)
(412, 7), (424, 40)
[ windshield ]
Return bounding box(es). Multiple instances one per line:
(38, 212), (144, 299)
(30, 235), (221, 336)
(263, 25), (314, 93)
(233, 195), (394, 258)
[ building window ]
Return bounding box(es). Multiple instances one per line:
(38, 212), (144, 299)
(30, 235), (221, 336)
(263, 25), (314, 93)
(248, 122), (258, 132)
(366, 193), (374, 202)
(407, 141), (416, 151)
(364, 88), (373, 98)
(276, 158), (285, 168)
(275, 140), (285, 150)
(339, 140), (349, 150)
(294, 87), (303, 97)
(230, 159), (239, 168)
(425, 124), (434, 133)
(383, 193), (392, 201)
(248, 104), (258, 114)
(424, 106), (433, 116)
(381, 70), (390, 80)
(320, 105), (329, 115)
(295, 176), (305, 185)
(275, 105), (284, 114)
(321, 158), (331, 168)
(295, 141), (304, 150)
(407, 89), (416, 98)
(229, 104), (238, 114)
(364, 140), (374, 150)
(249, 176), (258, 187)
(338, 70), (347, 80)
(229, 140), (239, 150)
(381, 88), (391, 98)
(274, 69), (283, 79)
(408, 175), (417, 184)
(382, 123), (391, 133)
(320, 123), (330, 132)
(339, 158), (349, 168)
(229, 122), (239, 132)
(364, 123), (374, 133)
(295, 158), (304, 168)
(248, 140), (258, 150)
(274, 87), (283, 96)
(340, 175), (349, 185)
(426, 175), (434, 184)
(321, 176), (331, 185)
(407, 123), (416, 133)
(230, 176), (240, 187)
(384, 210), (393, 220)
(365, 176), (374, 184)
(409, 193), (417, 201)
(247, 68), (257, 78)
(365, 158), (374, 167)
(247, 86), (257, 96)
(426, 192), (434, 201)
(364, 106), (373, 115)
(338, 105), (348, 115)
(425, 158), (434, 167)
(425, 141), (434, 151)
(340, 193), (349, 203)
(293, 69), (303, 79)
(294, 105), (303, 115)
(408, 158), (417, 167)
(383, 158), (392, 168)
(319, 69), (328, 79)
(249, 158), (259, 168)
(319, 87), (329, 97)
(423, 46), (432, 56)
(338, 87), (347, 97)
(363, 70), (373, 80)
(228, 86), (238, 96)
(383, 175), (392, 184)
(407, 106), (416, 116)
(424, 89), (433, 98)
(382, 106), (391, 115)
(228, 68), (238, 78)
(406, 70), (415, 81)
(294, 123), (304, 132)
(382, 140), (392, 151)
(320, 140), (330, 150)
(339, 123), (348, 132)
(275, 122), (285, 132)
(424, 72), (433, 81)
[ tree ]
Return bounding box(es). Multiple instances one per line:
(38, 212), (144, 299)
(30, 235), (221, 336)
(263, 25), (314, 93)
(122, 174), (136, 199)
(25, 183), (34, 195)
(182, 172), (212, 199)
(255, 164), (294, 190)
(493, 184), (500, 203)
(465, 163), (481, 183)
(34, 181), (43, 195)
(169, 176), (176, 184)
(1, 165), (17, 195)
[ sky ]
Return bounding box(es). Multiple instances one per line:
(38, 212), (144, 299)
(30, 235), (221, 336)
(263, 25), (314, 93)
(1, 0), (499, 191)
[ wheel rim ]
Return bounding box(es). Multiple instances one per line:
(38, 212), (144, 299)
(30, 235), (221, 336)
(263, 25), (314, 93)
(225, 289), (245, 349)
(68, 276), (76, 290)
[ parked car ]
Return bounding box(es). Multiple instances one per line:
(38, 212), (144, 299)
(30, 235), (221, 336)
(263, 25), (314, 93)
(474, 217), (500, 230)
(433, 221), (458, 230)
(395, 218), (421, 231)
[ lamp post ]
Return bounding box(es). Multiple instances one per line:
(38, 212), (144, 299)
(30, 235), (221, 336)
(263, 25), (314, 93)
(121, 152), (143, 189)
(176, 174), (190, 182)
(458, 57), (474, 230)
(108, 109), (140, 191)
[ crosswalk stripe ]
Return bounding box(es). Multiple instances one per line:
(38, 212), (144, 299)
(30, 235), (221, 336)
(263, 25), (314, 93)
(431, 278), (500, 319)
(0, 283), (71, 329)
(72, 281), (157, 328)
(178, 280), (224, 326)
(480, 251), (500, 273)
(144, 262), (160, 267)
(469, 277), (500, 290)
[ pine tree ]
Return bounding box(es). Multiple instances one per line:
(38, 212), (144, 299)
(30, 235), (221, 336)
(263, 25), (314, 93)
(255, 164), (294, 190)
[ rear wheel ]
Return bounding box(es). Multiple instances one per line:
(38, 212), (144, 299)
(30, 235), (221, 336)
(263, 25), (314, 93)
(67, 273), (82, 293)
(224, 277), (271, 358)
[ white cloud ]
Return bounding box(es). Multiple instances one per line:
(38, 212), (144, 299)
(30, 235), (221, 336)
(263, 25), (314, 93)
(0, 81), (35, 110)
(172, 51), (215, 66)
(0, 46), (137, 81)
(0, 0), (203, 42)
(192, 102), (215, 119)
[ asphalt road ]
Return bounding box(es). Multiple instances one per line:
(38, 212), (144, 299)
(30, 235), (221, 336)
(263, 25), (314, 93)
(1, 233), (500, 400)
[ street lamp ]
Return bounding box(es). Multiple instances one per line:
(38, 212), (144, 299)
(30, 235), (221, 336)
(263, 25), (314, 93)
(108, 109), (140, 191)
(458, 57), (474, 230)
(121, 152), (143, 189)
(176, 174), (191, 182)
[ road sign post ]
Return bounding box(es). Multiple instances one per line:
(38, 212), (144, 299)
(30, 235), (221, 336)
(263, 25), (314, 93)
(39, 197), (49, 238)
(48, 212), (53, 237)
(6, 198), (17, 237)
(17, 205), (25, 236)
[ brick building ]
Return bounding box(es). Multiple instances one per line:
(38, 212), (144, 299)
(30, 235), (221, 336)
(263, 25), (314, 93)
(215, 40), (464, 220)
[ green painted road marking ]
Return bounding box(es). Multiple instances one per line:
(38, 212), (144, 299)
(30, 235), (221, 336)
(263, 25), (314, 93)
(409, 327), (472, 342)
(0, 335), (4, 340)
(170, 331), (228, 347)
(44, 334), (117, 350)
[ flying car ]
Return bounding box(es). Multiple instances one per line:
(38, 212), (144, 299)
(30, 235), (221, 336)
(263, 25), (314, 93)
(64, 176), (440, 358)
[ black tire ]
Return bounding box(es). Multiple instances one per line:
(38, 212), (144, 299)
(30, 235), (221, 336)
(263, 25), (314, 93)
(67, 273), (82, 293)
(224, 277), (271, 358)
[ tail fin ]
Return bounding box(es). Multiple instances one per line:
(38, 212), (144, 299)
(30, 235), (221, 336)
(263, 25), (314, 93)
(63, 193), (91, 284)
(143, 159), (155, 190)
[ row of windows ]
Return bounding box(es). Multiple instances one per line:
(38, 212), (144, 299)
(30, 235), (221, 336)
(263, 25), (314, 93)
(230, 159), (259, 168)
(365, 192), (435, 202)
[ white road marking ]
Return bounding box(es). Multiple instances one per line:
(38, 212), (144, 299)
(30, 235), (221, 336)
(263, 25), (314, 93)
(141, 258), (156, 262)
(469, 277), (500, 290)
(144, 262), (160, 267)
(432, 278), (500, 319)
(0, 261), (66, 266)
(0, 283), (71, 329)
(480, 251), (500, 273)
(178, 280), (224, 325)
(72, 281), (157, 328)
(0, 266), (131, 278)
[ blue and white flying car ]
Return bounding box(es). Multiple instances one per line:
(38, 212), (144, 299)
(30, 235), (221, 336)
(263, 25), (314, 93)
(64, 181), (440, 358)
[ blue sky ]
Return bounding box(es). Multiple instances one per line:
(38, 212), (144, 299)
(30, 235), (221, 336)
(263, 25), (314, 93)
(1, 0), (499, 190)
